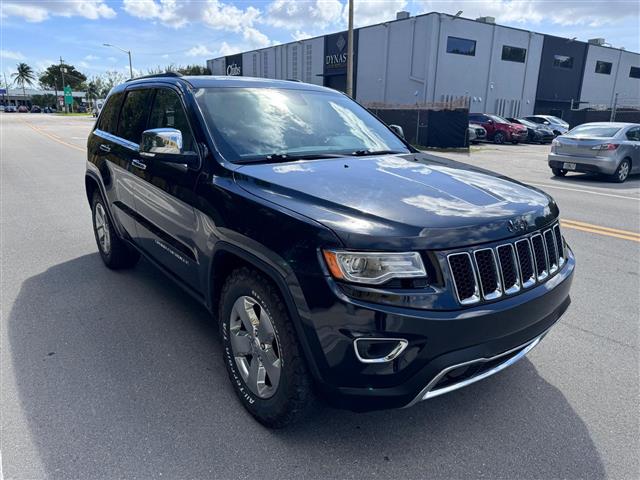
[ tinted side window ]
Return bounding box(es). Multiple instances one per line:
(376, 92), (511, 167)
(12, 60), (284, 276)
(502, 45), (526, 63)
(148, 89), (195, 152)
(117, 89), (154, 144)
(97, 92), (123, 134)
(626, 128), (640, 141)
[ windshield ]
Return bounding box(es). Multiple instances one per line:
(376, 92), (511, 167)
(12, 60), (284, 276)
(546, 116), (567, 125)
(195, 87), (409, 162)
(516, 118), (537, 128)
(567, 125), (621, 138)
(487, 114), (510, 124)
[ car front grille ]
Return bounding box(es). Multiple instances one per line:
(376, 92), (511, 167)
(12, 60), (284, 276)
(447, 222), (565, 305)
(475, 128), (485, 136)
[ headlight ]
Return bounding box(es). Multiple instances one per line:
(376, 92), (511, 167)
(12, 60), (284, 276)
(322, 250), (427, 285)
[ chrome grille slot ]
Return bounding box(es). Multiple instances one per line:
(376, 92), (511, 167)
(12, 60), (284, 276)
(553, 224), (564, 266)
(473, 249), (502, 300)
(496, 244), (521, 294)
(447, 253), (480, 305)
(530, 234), (549, 281)
(544, 229), (558, 274)
(515, 239), (536, 288)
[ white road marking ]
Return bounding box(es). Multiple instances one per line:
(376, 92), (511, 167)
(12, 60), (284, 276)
(527, 182), (640, 201)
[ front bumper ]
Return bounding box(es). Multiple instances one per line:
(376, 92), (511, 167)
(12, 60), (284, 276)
(305, 248), (575, 411)
(548, 152), (618, 175)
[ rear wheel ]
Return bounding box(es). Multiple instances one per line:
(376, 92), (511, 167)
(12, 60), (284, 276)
(551, 167), (567, 177)
(611, 159), (630, 183)
(92, 191), (140, 269)
(494, 132), (506, 144)
(219, 267), (313, 428)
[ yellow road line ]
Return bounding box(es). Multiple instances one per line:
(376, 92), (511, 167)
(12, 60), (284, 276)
(561, 220), (640, 243)
(19, 118), (86, 152)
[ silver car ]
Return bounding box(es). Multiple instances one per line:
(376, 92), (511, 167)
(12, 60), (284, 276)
(468, 123), (486, 144)
(548, 122), (640, 183)
(524, 115), (570, 136)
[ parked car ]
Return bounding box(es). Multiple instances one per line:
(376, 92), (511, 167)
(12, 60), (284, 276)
(17, 105), (29, 113)
(548, 122), (640, 182)
(4, 105), (17, 113)
(30, 105), (42, 113)
(43, 106), (56, 113)
(523, 115), (569, 136)
(86, 75), (575, 427)
(468, 123), (486, 144)
(468, 113), (528, 144)
(0, 105), (5, 112)
(507, 117), (555, 144)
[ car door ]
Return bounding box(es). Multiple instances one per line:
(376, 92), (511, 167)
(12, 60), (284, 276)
(89, 91), (139, 238)
(127, 87), (203, 292)
(623, 126), (640, 172)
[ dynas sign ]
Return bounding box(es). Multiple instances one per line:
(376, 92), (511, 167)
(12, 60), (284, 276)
(323, 30), (359, 74)
(225, 54), (243, 76)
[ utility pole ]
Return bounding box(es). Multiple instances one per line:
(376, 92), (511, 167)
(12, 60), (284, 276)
(346, 0), (354, 98)
(59, 56), (68, 113)
(610, 92), (618, 122)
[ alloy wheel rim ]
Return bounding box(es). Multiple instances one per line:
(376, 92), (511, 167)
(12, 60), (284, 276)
(229, 296), (281, 399)
(94, 203), (111, 254)
(619, 162), (629, 181)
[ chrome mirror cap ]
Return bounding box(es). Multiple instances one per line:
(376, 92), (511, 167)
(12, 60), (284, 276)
(140, 128), (183, 156)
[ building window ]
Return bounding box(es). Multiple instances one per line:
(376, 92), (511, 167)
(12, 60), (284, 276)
(292, 46), (298, 80)
(305, 44), (312, 82)
(262, 51), (268, 77)
(501, 45), (526, 63)
(446, 36), (476, 56)
(252, 54), (257, 76)
(630, 66), (640, 79)
(595, 61), (612, 75)
(553, 54), (574, 69)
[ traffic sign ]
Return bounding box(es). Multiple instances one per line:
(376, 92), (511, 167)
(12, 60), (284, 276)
(64, 85), (73, 106)
(0, 88), (6, 95)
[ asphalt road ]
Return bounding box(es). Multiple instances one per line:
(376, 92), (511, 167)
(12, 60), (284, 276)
(1, 114), (638, 480)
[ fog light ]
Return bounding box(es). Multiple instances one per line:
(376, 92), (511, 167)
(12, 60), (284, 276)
(353, 338), (409, 363)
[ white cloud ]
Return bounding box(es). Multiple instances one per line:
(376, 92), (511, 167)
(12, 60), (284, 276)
(1, 0), (115, 22)
(414, 0), (639, 27)
(186, 44), (214, 57)
(292, 30), (312, 41)
(349, 0), (407, 27)
(85, 54), (100, 61)
(0, 49), (25, 60)
(265, 0), (343, 30)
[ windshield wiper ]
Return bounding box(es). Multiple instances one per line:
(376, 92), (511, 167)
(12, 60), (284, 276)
(237, 153), (346, 164)
(350, 149), (406, 156)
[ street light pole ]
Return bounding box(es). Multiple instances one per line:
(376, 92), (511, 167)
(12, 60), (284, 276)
(346, 0), (354, 98)
(103, 43), (133, 79)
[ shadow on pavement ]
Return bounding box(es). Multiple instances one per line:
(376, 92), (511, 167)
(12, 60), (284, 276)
(7, 253), (606, 479)
(548, 172), (640, 188)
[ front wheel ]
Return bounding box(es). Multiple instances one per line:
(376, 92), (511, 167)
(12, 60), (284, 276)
(494, 132), (506, 144)
(219, 267), (313, 428)
(551, 167), (567, 177)
(611, 159), (630, 183)
(92, 191), (140, 269)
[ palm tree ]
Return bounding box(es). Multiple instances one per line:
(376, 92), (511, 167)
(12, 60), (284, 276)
(12, 62), (36, 100)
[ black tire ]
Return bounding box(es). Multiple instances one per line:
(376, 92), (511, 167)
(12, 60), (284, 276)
(91, 191), (140, 269)
(611, 158), (631, 183)
(219, 267), (313, 428)
(551, 167), (567, 177)
(494, 132), (506, 144)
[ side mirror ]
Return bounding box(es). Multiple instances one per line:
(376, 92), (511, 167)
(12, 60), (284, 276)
(389, 124), (405, 138)
(140, 128), (199, 168)
(543, 121), (550, 125)
(486, 119), (494, 124)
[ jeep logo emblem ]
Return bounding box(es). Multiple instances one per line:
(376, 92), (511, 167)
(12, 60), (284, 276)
(507, 218), (528, 233)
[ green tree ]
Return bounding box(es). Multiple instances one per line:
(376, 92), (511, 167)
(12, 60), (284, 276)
(96, 70), (126, 97)
(39, 63), (87, 91)
(177, 64), (211, 75)
(30, 93), (57, 108)
(12, 62), (36, 97)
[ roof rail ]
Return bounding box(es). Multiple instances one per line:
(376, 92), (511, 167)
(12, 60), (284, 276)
(126, 72), (183, 82)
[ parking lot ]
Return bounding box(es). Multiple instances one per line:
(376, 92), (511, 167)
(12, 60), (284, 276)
(1, 113), (638, 479)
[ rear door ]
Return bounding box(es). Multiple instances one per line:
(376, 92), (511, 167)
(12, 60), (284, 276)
(623, 126), (640, 172)
(89, 91), (138, 238)
(127, 87), (202, 292)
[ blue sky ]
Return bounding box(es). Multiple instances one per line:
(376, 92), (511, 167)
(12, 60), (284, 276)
(1, 0), (639, 83)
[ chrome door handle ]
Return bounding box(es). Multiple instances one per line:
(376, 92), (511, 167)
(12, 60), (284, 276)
(132, 159), (147, 170)
(99, 144), (111, 153)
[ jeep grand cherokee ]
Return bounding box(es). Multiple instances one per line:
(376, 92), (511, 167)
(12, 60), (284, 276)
(85, 74), (575, 427)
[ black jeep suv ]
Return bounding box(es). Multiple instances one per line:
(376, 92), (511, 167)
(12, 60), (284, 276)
(85, 74), (575, 427)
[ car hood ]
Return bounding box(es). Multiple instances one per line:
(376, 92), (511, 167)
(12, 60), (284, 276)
(234, 153), (558, 249)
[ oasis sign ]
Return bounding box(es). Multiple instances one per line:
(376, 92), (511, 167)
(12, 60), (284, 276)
(225, 54), (243, 76)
